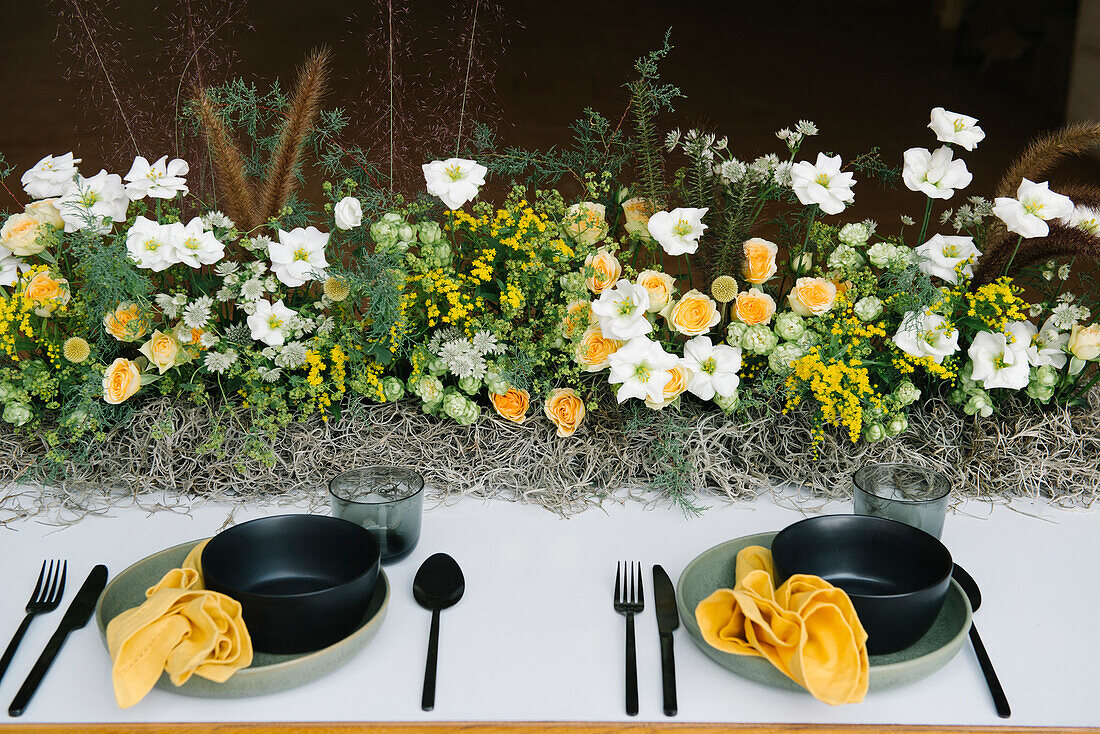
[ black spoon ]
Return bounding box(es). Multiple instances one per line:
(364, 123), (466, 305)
(953, 563), (1010, 719)
(414, 553), (465, 711)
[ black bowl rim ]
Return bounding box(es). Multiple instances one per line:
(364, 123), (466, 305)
(201, 513), (381, 601)
(328, 465), (425, 505)
(772, 514), (953, 600)
(852, 462), (951, 504)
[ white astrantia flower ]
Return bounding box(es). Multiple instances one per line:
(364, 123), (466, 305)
(1061, 204), (1100, 236)
(274, 341), (308, 369)
(471, 330), (503, 355)
(0, 250), (29, 287)
(680, 335), (742, 401)
(795, 119), (819, 136)
(715, 159), (747, 186)
(58, 170), (129, 233)
(183, 299), (211, 329)
(607, 336), (679, 404)
(1050, 302), (1090, 331)
(422, 158), (488, 210)
(334, 196), (363, 230)
(992, 178), (1074, 238)
(591, 279), (653, 341)
(204, 349), (238, 374)
(214, 261), (239, 277)
(269, 226), (329, 287)
(247, 299), (297, 347)
(167, 217), (225, 268)
(892, 309), (960, 364)
(902, 146), (972, 200)
(21, 153), (81, 199)
(914, 234), (981, 284)
(123, 156), (189, 200)
(790, 153), (855, 215)
(928, 107), (986, 151)
(125, 216), (174, 271)
(1021, 317), (1069, 369)
(646, 207), (708, 256)
(258, 366), (283, 383)
(772, 161), (793, 187)
(968, 324), (1031, 390)
(199, 332), (219, 348)
(201, 210), (234, 230)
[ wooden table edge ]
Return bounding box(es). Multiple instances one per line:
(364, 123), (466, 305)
(2, 723), (1096, 733)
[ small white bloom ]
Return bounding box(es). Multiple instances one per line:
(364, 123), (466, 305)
(772, 161), (793, 187)
(790, 153), (855, 215)
(257, 366), (283, 383)
(665, 129), (682, 151)
(274, 341), (308, 369)
(646, 207), (708, 256)
(893, 309), (959, 364)
(214, 261), (239, 276)
(248, 235), (273, 254)
(992, 178), (1074, 238)
(1021, 317), (1069, 369)
(201, 210), (234, 229)
(199, 332), (219, 348)
(795, 120), (819, 136)
(715, 159), (747, 186)
(125, 216), (174, 271)
(334, 196), (363, 230)
(183, 300), (211, 329)
(21, 153), (81, 199)
(471, 330), (503, 355)
(58, 170), (129, 233)
(269, 227), (329, 287)
(167, 217), (225, 268)
(928, 107), (986, 151)
(914, 234), (981, 284)
(0, 251), (30, 287)
(607, 336), (679, 404)
(422, 158), (487, 210)
(775, 128), (792, 141)
(681, 335), (742, 401)
(827, 243), (863, 270)
(247, 299), (297, 347)
(968, 325), (1031, 390)
(123, 155), (189, 200)
(900, 215), (915, 226)
(837, 222), (870, 247)
(204, 349), (238, 374)
(902, 146), (973, 200)
(591, 279), (653, 341)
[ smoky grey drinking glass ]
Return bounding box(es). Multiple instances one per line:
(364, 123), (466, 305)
(329, 467), (424, 563)
(853, 463), (951, 539)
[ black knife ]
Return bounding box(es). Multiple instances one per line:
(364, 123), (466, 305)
(9, 565), (108, 717)
(652, 564), (679, 716)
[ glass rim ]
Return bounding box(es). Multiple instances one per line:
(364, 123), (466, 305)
(852, 462), (951, 504)
(328, 465), (425, 505)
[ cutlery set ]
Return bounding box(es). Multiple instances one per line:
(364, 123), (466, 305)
(614, 561), (680, 717)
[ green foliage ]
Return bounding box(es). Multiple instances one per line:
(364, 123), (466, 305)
(67, 230), (153, 349)
(627, 30), (681, 209)
(623, 400), (705, 517)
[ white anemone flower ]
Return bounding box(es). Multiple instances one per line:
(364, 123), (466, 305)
(902, 146), (973, 200)
(968, 324), (1031, 390)
(168, 217), (225, 268)
(247, 299), (297, 347)
(992, 178), (1074, 238)
(928, 107), (986, 151)
(123, 156), (189, 200)
(914, 234), (981, 284)
(21, 153), (81, 199)
(1060, 204), (1100, 236)
(125, 216), (175, 271)
(422, 158), (487, 210)
(646, 207), (708, 256)
(590, 279), (653, 341)
(0, 251), (30, 287)
(1020, 317), (1069, 369)
(892, 309), (960, 364)
(681, 335), (742, 401)
(58, 170), (129, 233)
(789, 153), (855, 215)
(269, 226), (330, 287)
(607, 336), (679, 404)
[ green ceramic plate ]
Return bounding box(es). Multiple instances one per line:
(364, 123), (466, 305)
(676, 531), (972, 693)
(95, 540), (389, 699)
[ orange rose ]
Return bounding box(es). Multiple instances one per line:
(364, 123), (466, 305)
(734, 287), (777, 325)
(741, 238), (778, 285)
(665, 289), (720, 336)
(489, 387), (530, 424)
(24, 271), (69, 316)
(562, 300), (594, 340)
(138, 329), (180, 374)
(584, 248), (622, 294)
(622, 197), (657, 240)
(102, 357), (141, 404)
(787, 277), (838, 317)
(645, 364), (691, 409)
(575, 324), (623, 372)
(635, 269), (676, 312)
(544, 388), (586, 437)
(103, 302), (149, 342)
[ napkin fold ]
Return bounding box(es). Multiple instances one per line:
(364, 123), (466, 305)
(694, 545), (869, 705)
(106, 539), (253, 708)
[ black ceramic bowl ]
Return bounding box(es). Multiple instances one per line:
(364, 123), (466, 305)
(771, 514), (952, 654)
(202, 514), (381, 654)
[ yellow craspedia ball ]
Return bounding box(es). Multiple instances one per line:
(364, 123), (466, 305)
(324, 277), (351, 302)
(63, 336), (90, 363)
(710, 275), (738, 304)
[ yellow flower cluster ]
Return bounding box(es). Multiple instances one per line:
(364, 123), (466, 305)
(785, 348), (881, 443)
(0, 287), (36, 358)
(962, 277), (1028, 333)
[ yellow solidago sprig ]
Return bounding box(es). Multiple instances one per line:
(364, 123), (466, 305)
(784, 347), (882, 445)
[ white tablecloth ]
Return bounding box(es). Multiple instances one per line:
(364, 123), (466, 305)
(0, 490), (1095, 727)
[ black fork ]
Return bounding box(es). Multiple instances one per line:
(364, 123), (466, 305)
(0, 560), (67, 685)
(613, 561), (644, 716)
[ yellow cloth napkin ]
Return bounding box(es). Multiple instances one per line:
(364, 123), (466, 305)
(694, 545), (869, 705)
(106, 539), (253, 708)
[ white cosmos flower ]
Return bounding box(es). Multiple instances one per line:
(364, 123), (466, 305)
(21, 153), (81, 199)
(681, 335), (742, 401)
(790, 153), (855, 215)
(422, 158), (487, 210)
(928, 107), (986, 151)
(1020, 317), (1069, 369)
(902, 146), (973, 200)
(0, 251), (30, 287)
(125, 216), (174, 271)
(1060, 204), (1100, 236)
(590, 279), (653, 341)
(247, 299), (297, 347)
(58, 170), (129, 233)
(607, 335), (679, 404)
(893, 309), (960, 364)
(646, 207), (708, 256)
(914, 234), (981, 284)
(167, 217), (225, 268)
(269, 226), (330, 287)
(334, 196), (363, 230)
(992, 178), (1074, 238)
(123, 156), (189, 200)
(968, 324), (1031, 390)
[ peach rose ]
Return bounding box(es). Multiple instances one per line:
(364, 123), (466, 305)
(741, 238), (778, 285)
(544, 387), (586, 437)
(138, 330), (180, 374)
(489, 387), (530, 424)
(1, 213), (44, 257)
(622, 197), (657, 240)
(25, 199), (64, 229)
(24, 271), (69, 316)
(1069, 323), (1100, 361)
(734, 287), (777, 325)
(787, 277), (838, 317)
(584, 248), (622, 294)
(564, 202), (608, 246)
(645, 364), (691, 410)
(562, 300), (594, 340)
(665, 289), (721, 336)
(575, 324), (624, 372)
(102, 357), (141, 404)
(103, 302), (149, 342)
(635, 269), (676, 313)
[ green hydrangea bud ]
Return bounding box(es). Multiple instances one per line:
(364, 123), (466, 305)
(427, 241), (453, 268)
(1031, 364), (1058, 389)
(838, 222), (871, 247)
(853, 296), (883, 322)
(1026, 382), (1055, 403)
(827, 243), (863, 271)
(713, 392), (739, 413)
(894, 380), (921, 406)
(410, 374), (443, 403)
(483, 371), (509, 396)
(418, 221), (444, 246)
(397, 222), (417, 243)
(2, 402), (33, 427)
(866, 242), (895, 269)
(864, 422), (887, 443)
(382, 377), (405, 401)
(742, 324), (779, 356)
(767, 342), (804, 374)
(370, 219), (400, 248)
(885, 414), (909, 436)
(726, 321), (749, 348)
(442, 394), (480, 425)
(427, 357), (448, 377)
(963, 390), (994, 418)
(0, 383), (16, 403)
(457, 375), (482, 395)
(421, 398), (442, 416)
(774, 312), (805, 342)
